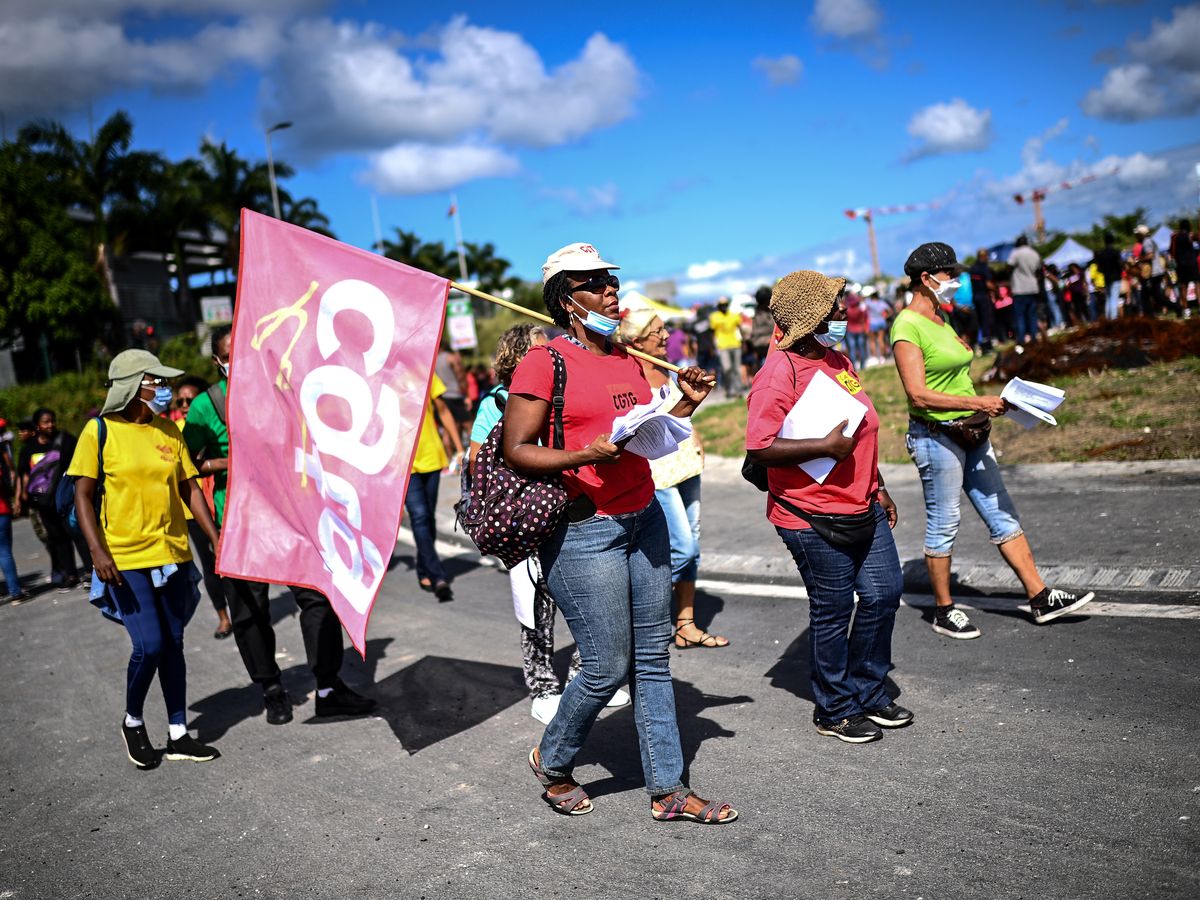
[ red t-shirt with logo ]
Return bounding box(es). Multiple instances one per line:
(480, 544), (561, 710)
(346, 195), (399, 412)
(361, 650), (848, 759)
(509, 336), (654, 516)
(745, 348), (880, 530)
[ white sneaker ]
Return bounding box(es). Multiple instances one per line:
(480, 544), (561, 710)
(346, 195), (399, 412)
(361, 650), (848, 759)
(530, 693), (561, 725)
(606, 687), (631, 709)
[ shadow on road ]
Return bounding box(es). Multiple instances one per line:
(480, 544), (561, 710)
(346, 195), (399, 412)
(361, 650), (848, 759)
(692, 586), (728, 636)
(372, 654), (527, 754)
(766, 628), (901, 709)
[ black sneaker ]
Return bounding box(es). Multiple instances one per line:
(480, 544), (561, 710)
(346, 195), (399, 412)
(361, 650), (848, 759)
(263, 686), (294, 725)
(315, 680), (377, 718)
(814, 714), (882, 744)
(1030, 588), (1094, 624)
(864, 702), (914, 728)
(164, 733), (221, 762)
(121, 722), (160, 770)
(434, 581), (454, 603)
(932, 606), (982, 640)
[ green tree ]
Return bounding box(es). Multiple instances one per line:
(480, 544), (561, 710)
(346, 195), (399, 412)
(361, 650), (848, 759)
(281, 195), (335, 238)
(199, 139), (289, 274)
(1072, 208), (1149, 251)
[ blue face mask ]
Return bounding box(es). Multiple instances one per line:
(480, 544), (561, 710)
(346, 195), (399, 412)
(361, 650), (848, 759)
(570, 299), (619, 337)
(814, 319), (848, 348)
(143, 385), (173, 415)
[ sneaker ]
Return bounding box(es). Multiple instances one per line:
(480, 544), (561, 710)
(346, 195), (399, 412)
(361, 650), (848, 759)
(121, 722), (160, 770)
(263, 686), (294, 725)
(531, 693), (561, 725)
(606, 687), (631, 709)
(932, 606), (982, 640)
(315, 680), (377, 718)
(864, 702), (914, 728)
(814, 714), (882, 744)
(1030, 588), (1094, 625)
(434, 581), (454, 603)
(164, 733), (221, 762)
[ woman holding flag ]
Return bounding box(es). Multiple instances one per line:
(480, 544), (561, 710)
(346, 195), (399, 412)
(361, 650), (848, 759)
(503, 242), (736, 824)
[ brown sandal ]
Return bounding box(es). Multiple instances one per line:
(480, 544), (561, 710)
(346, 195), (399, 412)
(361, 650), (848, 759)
(528, 747), (593, 816)
(651, 789), (738, 824)
(673, 618), (729, 649)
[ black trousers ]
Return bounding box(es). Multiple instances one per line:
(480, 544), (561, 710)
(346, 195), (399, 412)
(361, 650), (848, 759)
(221, 577), (344, 690)
(187, 519), (226, 612)
(974, 295), (996, 349)
(34, 499), (88, 583)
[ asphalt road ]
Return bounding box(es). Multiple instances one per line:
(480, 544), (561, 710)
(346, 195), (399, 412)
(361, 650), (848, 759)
(1, 523), (1196, 900)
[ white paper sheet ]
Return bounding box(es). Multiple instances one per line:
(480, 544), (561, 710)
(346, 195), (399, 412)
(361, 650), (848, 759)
(1000, 377), (1065, 428)
(609, 383), (694, 460)
(778, 369), (869, 484)
(508, 557), (539, 629)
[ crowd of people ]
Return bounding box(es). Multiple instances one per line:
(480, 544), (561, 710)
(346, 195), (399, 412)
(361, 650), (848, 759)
(6, 223), (1159, 818)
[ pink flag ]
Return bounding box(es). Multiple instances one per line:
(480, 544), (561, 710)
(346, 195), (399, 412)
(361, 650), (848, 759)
(217, 210), (450, 655)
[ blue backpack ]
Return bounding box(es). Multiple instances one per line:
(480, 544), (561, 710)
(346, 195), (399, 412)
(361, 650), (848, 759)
(56, 418), (107, 537)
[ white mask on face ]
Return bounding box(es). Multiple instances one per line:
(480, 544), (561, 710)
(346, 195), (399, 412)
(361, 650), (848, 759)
(926, 274), (960, 302)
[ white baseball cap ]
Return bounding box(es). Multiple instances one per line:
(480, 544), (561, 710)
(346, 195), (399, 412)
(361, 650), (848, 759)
(541, 242), (620, 283)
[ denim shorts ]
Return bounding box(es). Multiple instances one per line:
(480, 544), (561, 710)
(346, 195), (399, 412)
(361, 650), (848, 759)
(905, 418), (1023, 557)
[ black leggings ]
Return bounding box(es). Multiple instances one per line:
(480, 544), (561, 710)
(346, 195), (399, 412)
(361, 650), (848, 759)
(34, 500), (89, 583)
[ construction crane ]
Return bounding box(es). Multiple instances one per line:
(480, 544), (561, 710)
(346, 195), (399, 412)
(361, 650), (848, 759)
(844, 202), (939, 279)
(1013, 169), (1116, 243)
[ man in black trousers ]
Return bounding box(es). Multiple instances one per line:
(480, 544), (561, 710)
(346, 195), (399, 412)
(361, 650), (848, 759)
(183, 326), (375, 725)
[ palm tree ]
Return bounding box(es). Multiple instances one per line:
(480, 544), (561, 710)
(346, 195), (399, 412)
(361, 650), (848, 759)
(382, 228), (455, 278)
(199, 139), (290, 274)
(281, 195), (335, 238)
(17, 109), (162, 303)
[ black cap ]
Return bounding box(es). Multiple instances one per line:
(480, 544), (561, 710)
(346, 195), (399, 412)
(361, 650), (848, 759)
(903, 242), (965, 278)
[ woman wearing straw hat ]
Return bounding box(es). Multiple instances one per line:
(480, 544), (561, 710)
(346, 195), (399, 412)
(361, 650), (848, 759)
(69, 350), (223, 769)
(617, 306), (729, 650)
(746, 270), (907, 745)
(891, 242), (1094, 640)
(505, 242), (737, 823)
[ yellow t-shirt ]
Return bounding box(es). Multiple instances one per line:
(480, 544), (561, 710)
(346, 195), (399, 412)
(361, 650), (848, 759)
(66, 415), (199, 570)
(411, 375), (449, 474)
(709, 309), (743, 350)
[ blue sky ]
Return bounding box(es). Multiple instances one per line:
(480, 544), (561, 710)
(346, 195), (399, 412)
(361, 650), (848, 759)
(3, 0), (1199, 299)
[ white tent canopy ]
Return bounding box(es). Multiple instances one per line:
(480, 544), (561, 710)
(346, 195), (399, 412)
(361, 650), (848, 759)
(1046, 237), (1093, 269)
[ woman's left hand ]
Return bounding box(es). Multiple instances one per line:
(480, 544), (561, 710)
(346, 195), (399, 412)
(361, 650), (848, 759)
(676, 366), (714, 404)
(878, 488), (898, 529)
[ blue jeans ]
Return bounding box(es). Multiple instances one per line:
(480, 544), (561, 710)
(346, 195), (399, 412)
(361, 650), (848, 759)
(845, 332), (868, 370)
(538, 499), (684, 796)
(775, 504), (902, 723)
(1013, 293), (1039, 342)
(906, 419), (1024, 557)
(110, 567), (197, 724)
(1105, 282), (1122, 320)
(0, 514), (22, 596)
(655, 475), (701, 584)
(404, 471), (447, 583)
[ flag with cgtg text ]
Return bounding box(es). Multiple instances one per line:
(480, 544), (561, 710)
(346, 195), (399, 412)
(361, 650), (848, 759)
(217, 210), (450, 654)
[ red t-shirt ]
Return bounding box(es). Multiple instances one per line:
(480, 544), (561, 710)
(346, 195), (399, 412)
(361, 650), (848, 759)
(509, 336), (654, 516)
(745, 348), (880, 530)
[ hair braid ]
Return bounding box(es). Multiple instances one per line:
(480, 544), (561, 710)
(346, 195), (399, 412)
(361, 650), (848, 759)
(543, 272), (574, 330)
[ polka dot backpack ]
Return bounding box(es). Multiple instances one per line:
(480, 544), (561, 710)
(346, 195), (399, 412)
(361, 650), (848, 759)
(455, 347), (569, 569)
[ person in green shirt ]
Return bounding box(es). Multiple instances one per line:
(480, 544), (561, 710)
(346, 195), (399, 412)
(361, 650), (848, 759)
(183, 326), (375, 726)
(892, 242), (1094, 640)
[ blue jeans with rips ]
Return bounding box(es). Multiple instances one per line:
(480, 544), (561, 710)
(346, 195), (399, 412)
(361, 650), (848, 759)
(404, 470), (447, 584)
(905, 418), (1024, 557)
(537, 499), (685, 796)
(655, 475), (701, 584)
(775, 504), (903, 724)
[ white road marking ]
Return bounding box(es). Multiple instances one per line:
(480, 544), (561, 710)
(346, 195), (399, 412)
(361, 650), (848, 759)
(695, 579), (1200, 620)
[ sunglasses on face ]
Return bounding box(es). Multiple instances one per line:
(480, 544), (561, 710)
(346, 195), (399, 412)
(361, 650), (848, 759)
(141, 376), (169, 387)
(570, 273), (620, 294)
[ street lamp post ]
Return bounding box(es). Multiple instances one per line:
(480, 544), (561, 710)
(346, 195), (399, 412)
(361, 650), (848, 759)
(264, 121), (293, 219)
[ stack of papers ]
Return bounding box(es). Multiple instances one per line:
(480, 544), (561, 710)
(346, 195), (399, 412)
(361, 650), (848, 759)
(778, 370), (869, 484)
(610, 384), (693, 460)
(1000, 377), (1065, 428)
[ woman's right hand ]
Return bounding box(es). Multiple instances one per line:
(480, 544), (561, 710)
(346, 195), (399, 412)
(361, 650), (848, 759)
(976, 395), (1008, 417)
(92, 550), (123, 586)
(580, 433), (621, 465)
(821, 420), (855, 461)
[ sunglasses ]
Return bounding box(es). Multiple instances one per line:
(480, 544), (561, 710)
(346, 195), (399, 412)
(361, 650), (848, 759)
(570, 273), (620, 294)
(141, 376), (169, 386)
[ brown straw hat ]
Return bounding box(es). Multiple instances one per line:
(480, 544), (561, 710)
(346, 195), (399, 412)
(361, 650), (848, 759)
(770, 270), (846, 350)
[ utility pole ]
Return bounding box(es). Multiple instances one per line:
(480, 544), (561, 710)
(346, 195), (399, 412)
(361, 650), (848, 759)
(370, 194), (384, 254)
(264, 121), (293, 219)
(450, 193), (469, 281)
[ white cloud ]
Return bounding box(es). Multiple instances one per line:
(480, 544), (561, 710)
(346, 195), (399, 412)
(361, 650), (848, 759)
(1082, 4), (1200, 121)
(362, 144), (519, 195)
(753, 54), (804, 86)
(810, 0), (882, 39)
(0, 14), (286, 115)
(539, 182), (622, 217)
(686, 260), (743, 280)
(263, 17), (639, 157)
(904, 98), (993, 160)
(1110, 151), (1171, 185)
